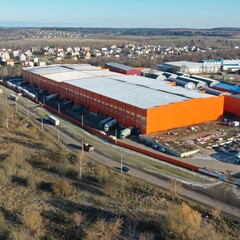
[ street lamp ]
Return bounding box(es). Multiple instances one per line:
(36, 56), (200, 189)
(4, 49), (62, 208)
(58, 103), (61, 114)
(81, 114), (84, 127)
(120, 155), (123, 173)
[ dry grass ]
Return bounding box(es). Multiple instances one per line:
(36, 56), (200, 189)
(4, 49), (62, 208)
(52, 179), (75, 197)
(21, 207), (44, 238)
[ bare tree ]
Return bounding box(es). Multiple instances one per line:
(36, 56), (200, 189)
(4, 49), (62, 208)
(77, 140), (87, 181)
(170, 177), (182, 195)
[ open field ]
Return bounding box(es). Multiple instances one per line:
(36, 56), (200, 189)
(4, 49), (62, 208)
(0, 35), (237, 48)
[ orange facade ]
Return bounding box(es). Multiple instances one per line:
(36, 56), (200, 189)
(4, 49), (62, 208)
(147, 96), (224, 133)
(224, 95), (240, 116)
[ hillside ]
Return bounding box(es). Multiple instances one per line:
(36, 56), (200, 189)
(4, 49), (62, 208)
(0, 94), (239, 240)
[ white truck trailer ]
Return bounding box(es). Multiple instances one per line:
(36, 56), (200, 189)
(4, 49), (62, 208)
(47, 115), (60, 126)
(104, 118), (117, 132)
(119, 126), (135, 139)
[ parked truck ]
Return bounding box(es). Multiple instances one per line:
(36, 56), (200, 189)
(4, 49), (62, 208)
(98, 116), (112, 129)
(83, 142), (94, 152)
(119, 126), (135, 139)
(9, 93), (19, 101)
(47, 115), (60, 126)
(104, 118), (117, 132)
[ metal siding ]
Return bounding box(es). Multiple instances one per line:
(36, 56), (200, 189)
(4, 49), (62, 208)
(146, 96), (224, 134)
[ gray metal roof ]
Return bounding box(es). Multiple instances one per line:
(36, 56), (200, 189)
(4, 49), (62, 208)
(63, 64), (102, 71)
(43, 71), (93, 82)
(164, 61), (203, 69)
(41, 70), (121, 82)
(25, 64), (216, 110)
(105, 62), (133, 71)
(65, 75), (214, 109)
(25, 65), (70, 75)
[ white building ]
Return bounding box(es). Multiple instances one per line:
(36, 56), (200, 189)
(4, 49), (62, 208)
(19, 54), (27, 62)
(159, 61), (220, 74)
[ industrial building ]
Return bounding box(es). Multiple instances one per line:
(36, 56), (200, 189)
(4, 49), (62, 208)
(157, 61), (220, 74)
(141, 69), (166, 80)
(23, 64), (225, 134)
(213, 82), (240, 94)
(221, 60), (240, 72)
(224, 95), (240, 117)
(105, 62), (141, 76)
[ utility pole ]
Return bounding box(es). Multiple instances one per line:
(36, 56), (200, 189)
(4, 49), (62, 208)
(120, 155), (123, 173)
(15, 102), (18, 112)
(115, 129), (118, 144)
(81, 114), (84, 127)
(5, 98), (8, 129)
(78, 140), (84, 180)
(27, 109), (29, 119)
(58, 103), (61, 114)
(41, 118), (44, 130)
(170, 177), (181, 195)
(57, 129), (60, 142)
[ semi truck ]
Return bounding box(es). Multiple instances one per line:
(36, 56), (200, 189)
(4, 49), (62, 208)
(47, 115), (60, 126)
(104, 118), (117, 132)
(119, 126), (135, 139)
(98, 116), (112, 129)
(83, 142), (94, 152)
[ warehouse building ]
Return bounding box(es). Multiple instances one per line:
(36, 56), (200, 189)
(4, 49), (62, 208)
(176, 76), (207, 89)
(190, 75), (219, 87)
(213, 82), (240, 94)
(141, 69), (166, 80)
(157, 61), (220, 74)
(167, 78), (196, 89)
(224, 95), (240, 116)
(105, 62), (141, 76)
(23, 64), (225, 134)
(221, 60), (240, 72)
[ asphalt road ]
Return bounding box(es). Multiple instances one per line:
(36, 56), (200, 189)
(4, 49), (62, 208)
(9, 98), (239, 220)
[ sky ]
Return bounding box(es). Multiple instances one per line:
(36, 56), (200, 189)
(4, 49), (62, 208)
(0, 0), (240, 28)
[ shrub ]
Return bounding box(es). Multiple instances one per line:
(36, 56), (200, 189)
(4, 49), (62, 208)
(166, 202), (202, 239)
(0, 212), (10, 239)
(84, 217), (122, 240)
(52, 179), (74, 197)
(21, 207), (44, 238)
(0, 169), (10, 185)
(10, 229), (32, 240)
(72, 211), (86, 227)
(94, 165), (109, 184)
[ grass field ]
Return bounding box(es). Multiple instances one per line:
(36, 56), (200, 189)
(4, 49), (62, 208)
(0, 35), (220, 48)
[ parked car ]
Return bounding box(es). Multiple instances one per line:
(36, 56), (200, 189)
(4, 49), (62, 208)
(122, 166), (130, 172)
(83, 142), (94, 152)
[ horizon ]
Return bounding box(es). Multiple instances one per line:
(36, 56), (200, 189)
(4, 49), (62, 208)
(0, 0), (240, 28)
(0, 25), (239, 30)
